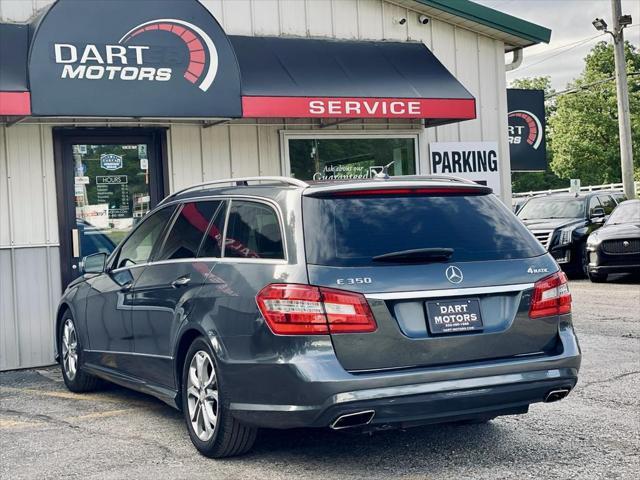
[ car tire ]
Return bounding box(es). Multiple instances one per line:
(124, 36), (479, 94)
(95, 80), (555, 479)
(588, 271), (608, 283)
(570, 243), (589, 279)
(181, 337), (257, 458)
(58, 311), (101, 393)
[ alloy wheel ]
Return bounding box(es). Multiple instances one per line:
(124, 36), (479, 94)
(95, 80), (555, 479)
(61, 319), (78, 380)
(187, 350), (219, 442)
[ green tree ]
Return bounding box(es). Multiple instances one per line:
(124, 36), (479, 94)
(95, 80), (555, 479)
(510, 75), (556, 109)
(549, 41), (640, 184)
(509, 76), (567, 192)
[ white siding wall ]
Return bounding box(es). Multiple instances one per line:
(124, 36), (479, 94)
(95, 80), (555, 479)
(0, 0), (512, 369)
(169, 0), (510, 196)
(0, 125), (60, 370)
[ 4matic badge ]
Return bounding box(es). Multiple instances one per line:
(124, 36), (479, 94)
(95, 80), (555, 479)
(527, 266), (549, 274)
(53, 19), (218, 91)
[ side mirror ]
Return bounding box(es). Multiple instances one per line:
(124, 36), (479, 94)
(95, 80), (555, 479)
(590, 207), (606, 223)
(81, 252), (107, 274)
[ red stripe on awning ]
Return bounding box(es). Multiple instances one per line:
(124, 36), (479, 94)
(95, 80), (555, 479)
(0, 91), (31, 115)
(241, 96), (476, 119)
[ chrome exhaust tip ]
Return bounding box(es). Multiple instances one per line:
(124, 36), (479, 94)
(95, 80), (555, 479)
(330, 410), (376, 430)
(544, 388), (570, 403)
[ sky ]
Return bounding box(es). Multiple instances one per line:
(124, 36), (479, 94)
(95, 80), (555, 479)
(475, 0), (640, 91)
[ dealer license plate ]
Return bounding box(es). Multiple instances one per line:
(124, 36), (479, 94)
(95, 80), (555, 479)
(426, 298), (483, 335)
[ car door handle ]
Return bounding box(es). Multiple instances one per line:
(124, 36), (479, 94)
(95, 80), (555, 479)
(171, 276), (191, 288)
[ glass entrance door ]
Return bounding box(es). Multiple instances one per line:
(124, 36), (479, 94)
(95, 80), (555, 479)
(55, 129), (166, 287)
(73, 143), (152, 256)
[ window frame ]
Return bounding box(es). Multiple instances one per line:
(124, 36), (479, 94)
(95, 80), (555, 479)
(222, 198), (286, 261)
(108, 204), (178, 272)
(152, 199), (227, 263)
(108, 195), (289, 269)
(588, 196), (602, 216)
(280, 131), (421, 180)
(597, 194), (616, 215)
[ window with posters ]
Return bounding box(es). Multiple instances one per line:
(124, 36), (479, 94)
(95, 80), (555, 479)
(286, 134), (418, 181)
(73, 143), (152, 253)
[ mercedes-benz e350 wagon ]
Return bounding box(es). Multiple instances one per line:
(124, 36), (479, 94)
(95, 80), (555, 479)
(56, 176), (581, 457)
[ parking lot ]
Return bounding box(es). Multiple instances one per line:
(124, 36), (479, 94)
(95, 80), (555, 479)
(1, 276), (638, 480)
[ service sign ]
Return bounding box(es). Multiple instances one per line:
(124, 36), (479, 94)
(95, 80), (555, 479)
(507, 89), (547, 171)
(429, 141), (501, 196)
(28, 0), (241, 117)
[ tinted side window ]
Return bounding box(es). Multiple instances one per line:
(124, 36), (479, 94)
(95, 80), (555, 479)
(224, 201), (284, 259)
(598, 195), (616, 215)
(588, 196), (602, 215)
(198, 201), (227, 258)
(117, 206), (175, 268)
(156, 201), (223, 261)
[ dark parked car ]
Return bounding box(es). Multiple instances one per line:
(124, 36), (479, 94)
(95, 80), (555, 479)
(56, 176), (581, 458)
(512, 196), (530, 214)
(517, 191), (622, 276)
(586, 199), (640, 282)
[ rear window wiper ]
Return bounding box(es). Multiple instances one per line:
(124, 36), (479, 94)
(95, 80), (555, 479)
(372, 247), (454, 263)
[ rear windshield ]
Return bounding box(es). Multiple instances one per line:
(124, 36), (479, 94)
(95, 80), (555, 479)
(303, 193), (545, 266)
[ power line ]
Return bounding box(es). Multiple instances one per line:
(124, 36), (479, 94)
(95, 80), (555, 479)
(525, 33), (605, 59)
(514, 33), (606, 73)
(546, 71), (640, 98)
(513, 24), (640, 73)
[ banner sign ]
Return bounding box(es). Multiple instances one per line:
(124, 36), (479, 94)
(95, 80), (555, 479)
(429, 141), (501, 196)
(507, 89), (547, 171)
(28, 0), (241, 117)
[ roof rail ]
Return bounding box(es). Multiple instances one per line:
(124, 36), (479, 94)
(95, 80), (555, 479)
(159, 176), (309, 206)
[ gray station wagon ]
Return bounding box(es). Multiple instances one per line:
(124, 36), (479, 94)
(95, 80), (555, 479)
(56, 176), (581, 457)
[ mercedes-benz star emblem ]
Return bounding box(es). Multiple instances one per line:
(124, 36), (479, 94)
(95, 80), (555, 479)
(445, 265), (464, 284)
(623, 241), (630, 248)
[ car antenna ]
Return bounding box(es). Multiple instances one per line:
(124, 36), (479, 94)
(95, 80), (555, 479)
(374, 161), (395, 180)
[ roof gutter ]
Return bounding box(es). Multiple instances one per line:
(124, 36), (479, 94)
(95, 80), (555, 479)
(505, 48), (523, 71)
(414, 0), (551, 46)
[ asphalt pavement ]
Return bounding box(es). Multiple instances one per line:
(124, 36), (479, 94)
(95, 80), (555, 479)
(1, 276), (639, 479)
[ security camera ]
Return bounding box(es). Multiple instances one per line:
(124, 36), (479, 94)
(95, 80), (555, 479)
(418, 15), (430, 25)
(395, 17), (407, 25)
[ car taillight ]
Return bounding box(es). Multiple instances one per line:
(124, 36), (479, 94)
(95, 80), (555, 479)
(529, 271), (572, 319)
(256, 284), (377, 335)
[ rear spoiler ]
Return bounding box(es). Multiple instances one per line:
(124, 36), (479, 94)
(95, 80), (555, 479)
(304, 183), (493, 197)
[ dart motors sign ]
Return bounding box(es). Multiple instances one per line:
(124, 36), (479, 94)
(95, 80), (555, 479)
(28, 0), (241, 117)
(507, 89), (547, 171)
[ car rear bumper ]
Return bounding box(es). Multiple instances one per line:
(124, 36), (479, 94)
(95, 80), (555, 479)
(589, 264), (640, 274)
(223, 321), (581, 429)
(230, 368), (578, 429)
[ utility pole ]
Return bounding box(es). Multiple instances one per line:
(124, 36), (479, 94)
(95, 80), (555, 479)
(610, 0), (635, 198)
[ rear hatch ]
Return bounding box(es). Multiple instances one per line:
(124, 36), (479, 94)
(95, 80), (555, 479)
(302, 183), (559, 372)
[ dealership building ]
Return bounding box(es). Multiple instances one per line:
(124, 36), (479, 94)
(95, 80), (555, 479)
(0, 0), (550, 370)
